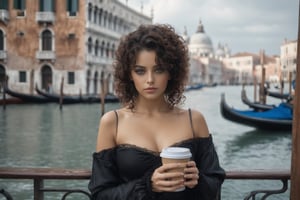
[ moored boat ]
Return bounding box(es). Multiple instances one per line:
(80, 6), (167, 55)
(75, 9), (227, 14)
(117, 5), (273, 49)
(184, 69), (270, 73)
(185, 83), (204, 91)
(241, 88), (275, 111)
(35, 86), (119, 104)
(220, 93), (292, 131)
(3, 86), (53, 103)
(265, 88), (291, 100)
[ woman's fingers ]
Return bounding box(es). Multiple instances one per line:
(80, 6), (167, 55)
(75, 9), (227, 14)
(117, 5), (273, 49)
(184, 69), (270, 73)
(152, 162), (200, 191)
(184, 161), (199, 189)
(152, 163), (186, 192)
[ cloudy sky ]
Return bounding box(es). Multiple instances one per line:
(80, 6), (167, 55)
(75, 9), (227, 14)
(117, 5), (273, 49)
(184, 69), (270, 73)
(123, 0), (298, 56)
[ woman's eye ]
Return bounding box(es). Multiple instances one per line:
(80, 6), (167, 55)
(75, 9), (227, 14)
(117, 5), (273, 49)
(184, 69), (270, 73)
(155, 67), (166, 73)
(134, 69), (145, 75)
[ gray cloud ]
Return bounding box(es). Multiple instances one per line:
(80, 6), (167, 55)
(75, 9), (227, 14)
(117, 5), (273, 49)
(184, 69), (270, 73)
(125, 0), (298, 55)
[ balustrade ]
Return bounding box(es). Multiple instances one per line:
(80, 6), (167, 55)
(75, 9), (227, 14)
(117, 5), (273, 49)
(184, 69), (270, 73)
(0, 167), (290, 200)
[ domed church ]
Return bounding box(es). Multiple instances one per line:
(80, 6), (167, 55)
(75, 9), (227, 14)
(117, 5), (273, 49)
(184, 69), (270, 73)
(188, 20), (214, 57)
(182, 20), (230, 85)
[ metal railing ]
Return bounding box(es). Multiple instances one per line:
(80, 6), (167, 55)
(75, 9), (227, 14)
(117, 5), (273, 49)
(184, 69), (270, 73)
(0, 167), (290, 200)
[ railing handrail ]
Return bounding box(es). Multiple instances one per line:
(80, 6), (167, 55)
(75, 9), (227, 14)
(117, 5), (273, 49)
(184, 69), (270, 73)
(0, 167), (90, 179)
(0, 167), (291, 200)
(0, 167), (290, 180)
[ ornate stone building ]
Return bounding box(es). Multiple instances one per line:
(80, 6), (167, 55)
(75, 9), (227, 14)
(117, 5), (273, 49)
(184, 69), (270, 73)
(183, 20), (229, 85)
(280, 39), (297, 82)
(0, 0), (152, 95)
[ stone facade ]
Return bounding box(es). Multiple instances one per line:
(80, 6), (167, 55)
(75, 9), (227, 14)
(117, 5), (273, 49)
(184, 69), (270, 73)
(280, 39), (297, 82)
(0, 0), (152, 95)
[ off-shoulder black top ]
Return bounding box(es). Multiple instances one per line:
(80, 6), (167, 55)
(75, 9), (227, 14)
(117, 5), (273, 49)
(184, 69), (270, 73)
(88, 135), (225, 200)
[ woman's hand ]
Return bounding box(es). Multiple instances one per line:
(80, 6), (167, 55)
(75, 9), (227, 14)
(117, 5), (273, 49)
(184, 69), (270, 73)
(184, 161), (199, 189)
(151, 163), (186, 192)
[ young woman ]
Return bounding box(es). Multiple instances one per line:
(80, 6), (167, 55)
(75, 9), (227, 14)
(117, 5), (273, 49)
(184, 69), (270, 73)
(88, 24), (225, 200)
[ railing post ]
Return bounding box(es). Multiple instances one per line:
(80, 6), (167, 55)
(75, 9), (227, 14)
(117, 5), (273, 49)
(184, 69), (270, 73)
(33, 178), (44, 200)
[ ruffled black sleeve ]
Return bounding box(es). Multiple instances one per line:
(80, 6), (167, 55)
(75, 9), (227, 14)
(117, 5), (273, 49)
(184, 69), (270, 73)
(187, 136), (225, 199)
(88, 148), (159, 200)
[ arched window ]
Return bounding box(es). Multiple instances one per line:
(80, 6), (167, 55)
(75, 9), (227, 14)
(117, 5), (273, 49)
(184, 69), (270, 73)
(111, 44), (115, 58)
(108, 13), (112, 29)
(0, 65), (5, 85)
(98, 9), (103, 25)
(101, 41), (105, 57)
(93, 7), (98, 23)
(103, 11), (107, 27)
(94, 71), (98, 94)
(86, 70), (91, 94)
(113, 16), (117, 30)
(41, 65), (52, 90)
(88, 3), (92, 21)
(42, 30), (52, 51)
(0, 30), (4, 50)
(106, 42), (110, 58)
(95, 40), (99, 56)
(88, 37), (92, 54)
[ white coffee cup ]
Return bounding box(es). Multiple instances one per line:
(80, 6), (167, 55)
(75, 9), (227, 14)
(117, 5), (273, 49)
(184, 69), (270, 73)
(160, 147), (192, 192)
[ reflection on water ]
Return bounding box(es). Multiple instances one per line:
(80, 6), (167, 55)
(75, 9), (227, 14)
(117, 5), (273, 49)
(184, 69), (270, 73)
(227, 129), (291, 154)
(224, 129), (291, 170)
(0, 86), (292, 199)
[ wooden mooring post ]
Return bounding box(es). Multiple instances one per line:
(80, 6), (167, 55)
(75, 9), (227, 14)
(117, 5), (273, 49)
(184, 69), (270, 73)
(290, 2), (300, 199)
(59, 77), (64, 110)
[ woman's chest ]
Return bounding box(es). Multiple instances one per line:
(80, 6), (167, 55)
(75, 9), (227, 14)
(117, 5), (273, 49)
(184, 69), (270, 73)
(116, 116), (193, 152)
(115, 147), (161, 180)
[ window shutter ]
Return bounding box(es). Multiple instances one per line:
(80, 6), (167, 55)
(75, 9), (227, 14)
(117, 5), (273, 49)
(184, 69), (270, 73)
(20, 0), (26, 10)
(0, 0), (8, 9)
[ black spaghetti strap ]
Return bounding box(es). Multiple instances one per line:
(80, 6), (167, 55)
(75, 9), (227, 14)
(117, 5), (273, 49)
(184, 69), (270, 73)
(188, 108), (196, 138)
(113, 110), (118, 134)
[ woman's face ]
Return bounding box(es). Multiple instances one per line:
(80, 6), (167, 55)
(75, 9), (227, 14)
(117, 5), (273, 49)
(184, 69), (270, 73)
(130, 50), (170, 101)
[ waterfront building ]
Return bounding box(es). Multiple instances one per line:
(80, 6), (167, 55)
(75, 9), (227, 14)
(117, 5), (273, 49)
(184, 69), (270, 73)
(280, 39), (297, 82)
(222, 52), (280, 85)
(184, 20), (227, 85)
(0, 0), (152, 95)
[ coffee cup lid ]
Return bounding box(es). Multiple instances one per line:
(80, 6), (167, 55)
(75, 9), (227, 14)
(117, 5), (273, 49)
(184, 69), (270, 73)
(160, 147), (192, 159)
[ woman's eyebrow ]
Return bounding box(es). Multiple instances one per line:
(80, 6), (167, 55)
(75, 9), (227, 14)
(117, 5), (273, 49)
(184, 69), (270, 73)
(133, 65), (145, 68)
(132, 65), (159, 68)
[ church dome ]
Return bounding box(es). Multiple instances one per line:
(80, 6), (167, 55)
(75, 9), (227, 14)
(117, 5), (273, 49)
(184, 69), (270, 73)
(188, 20), (213, 57)
(215, 43), (225, 57)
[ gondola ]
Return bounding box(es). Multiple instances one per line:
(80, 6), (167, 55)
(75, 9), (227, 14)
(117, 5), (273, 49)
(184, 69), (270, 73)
(35, 86), (119, 104)
(3, 85), (53, 103)
(241, 88), (275, 111)
(264, 88), (291, 100)
(185, 83), (204, 91)
(220, 93), (292, 131)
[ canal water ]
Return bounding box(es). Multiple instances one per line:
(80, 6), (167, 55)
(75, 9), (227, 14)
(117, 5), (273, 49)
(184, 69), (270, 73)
(0, 85), (291, 199)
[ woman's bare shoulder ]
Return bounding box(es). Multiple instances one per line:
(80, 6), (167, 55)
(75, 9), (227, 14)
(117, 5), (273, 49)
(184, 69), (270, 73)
(96, 110), (118, 151)
(100, 110), (117, 126)
(188, 108), (210, 138)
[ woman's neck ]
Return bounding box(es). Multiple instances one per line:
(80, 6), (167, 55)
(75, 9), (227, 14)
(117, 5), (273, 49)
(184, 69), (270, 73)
(131, 96), (173, 115)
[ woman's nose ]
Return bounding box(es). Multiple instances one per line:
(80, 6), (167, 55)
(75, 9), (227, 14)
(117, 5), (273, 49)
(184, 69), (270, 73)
(146, 72), (154, 84)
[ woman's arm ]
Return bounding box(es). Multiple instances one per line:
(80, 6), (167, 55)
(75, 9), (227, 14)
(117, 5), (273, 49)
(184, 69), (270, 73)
(88, 149), (158, 200)
(188, 109), (225, 199)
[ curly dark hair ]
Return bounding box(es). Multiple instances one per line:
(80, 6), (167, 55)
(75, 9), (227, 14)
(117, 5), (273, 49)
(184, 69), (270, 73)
(113, 24), (189, 109)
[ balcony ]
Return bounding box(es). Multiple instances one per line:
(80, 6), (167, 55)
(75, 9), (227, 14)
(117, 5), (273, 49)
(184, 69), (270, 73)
(36, 12), (55, 23)
(36, 50), (56, 60)
(0, 167), (290, 200)
(86, 22), (121, 39)
(0, 10), (9, 24)
(86, 54), (113, 65)
(0, 50), (7, 60)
